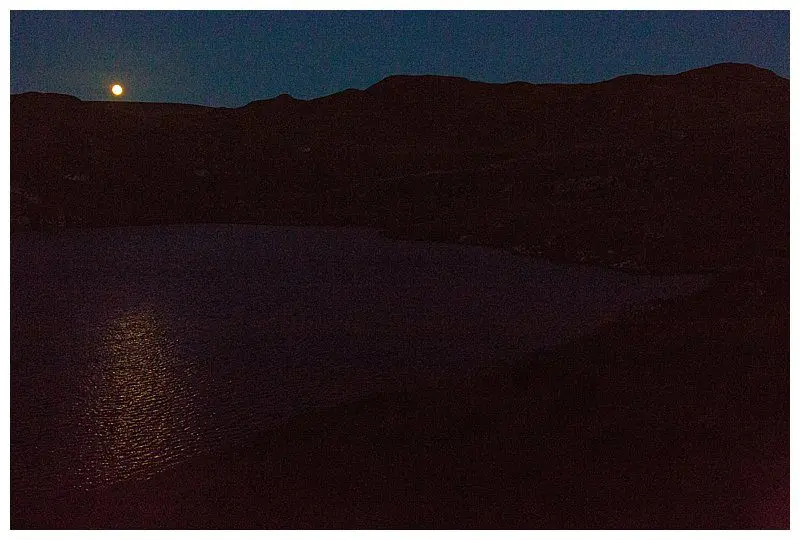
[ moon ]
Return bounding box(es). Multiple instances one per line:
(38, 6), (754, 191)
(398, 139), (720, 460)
(111, 84), (124, 96)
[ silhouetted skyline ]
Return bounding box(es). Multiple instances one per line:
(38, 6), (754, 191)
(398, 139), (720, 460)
(10, 10), (789, 107)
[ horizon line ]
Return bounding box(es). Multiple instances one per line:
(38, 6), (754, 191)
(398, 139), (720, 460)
(10, 61), (786, 109)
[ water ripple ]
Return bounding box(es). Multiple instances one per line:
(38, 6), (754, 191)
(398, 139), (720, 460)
(11, 225), (710, 496)
(74, 307), (204, 489)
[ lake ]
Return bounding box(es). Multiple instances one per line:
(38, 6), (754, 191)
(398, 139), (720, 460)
(11, 224), (709, 499)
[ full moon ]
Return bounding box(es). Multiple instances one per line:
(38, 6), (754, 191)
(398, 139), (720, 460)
(111, 84), (124, 96)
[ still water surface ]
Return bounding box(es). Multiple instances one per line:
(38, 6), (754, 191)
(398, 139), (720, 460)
(11, 225), (708, 496)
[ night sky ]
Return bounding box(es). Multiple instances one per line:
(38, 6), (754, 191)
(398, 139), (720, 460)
(11, 10), (789, 108)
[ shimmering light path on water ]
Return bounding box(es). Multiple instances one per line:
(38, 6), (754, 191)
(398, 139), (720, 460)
(11, 225), (709, 496)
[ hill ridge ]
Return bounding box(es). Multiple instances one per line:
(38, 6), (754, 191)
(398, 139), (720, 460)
(11, 61), (788, 274)
(10, 62), (784, 109)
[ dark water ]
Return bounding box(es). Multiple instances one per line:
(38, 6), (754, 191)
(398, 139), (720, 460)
(11, 224), (708, 499)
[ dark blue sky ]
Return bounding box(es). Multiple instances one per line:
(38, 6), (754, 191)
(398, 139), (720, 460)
(11, 10), (789, 108)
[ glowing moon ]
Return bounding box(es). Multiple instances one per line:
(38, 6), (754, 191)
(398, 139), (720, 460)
(111, 84), (124, 96)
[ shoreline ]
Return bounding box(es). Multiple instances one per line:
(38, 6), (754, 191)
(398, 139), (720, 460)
(11, 256), (788, 528)
(12, 218), (761, 278)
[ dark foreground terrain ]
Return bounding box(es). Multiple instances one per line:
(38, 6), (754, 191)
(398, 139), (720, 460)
(11, 62), (788, 528)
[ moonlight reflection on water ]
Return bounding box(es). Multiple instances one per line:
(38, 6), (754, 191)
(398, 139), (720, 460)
(76, 306), (204, 488)
(11, 225), (710, 496)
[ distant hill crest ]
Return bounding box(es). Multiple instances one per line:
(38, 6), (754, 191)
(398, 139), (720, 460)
(10, 62), (785, 108)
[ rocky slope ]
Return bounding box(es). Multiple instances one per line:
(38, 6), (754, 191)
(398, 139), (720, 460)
(11, 62), (788, 273)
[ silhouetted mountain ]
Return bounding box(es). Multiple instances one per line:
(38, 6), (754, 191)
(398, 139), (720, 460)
(245, 92), (304, 109)
(11, 63), (788, 272)
(12, 91), (82, 103)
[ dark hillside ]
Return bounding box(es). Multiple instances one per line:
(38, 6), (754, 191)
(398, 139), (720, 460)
(11, 62), (788, 273)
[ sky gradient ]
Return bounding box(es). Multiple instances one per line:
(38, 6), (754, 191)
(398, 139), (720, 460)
(10, 10), (790, 108)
